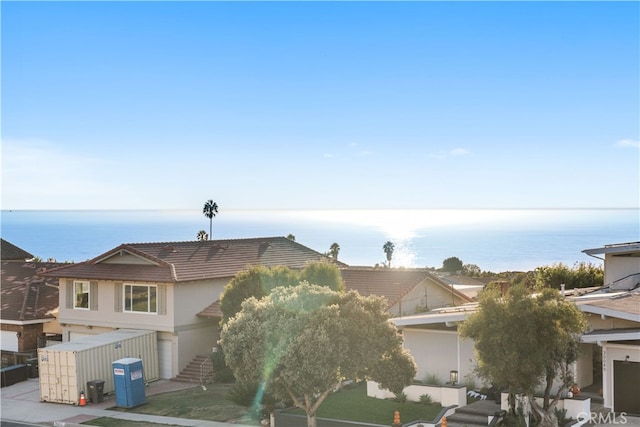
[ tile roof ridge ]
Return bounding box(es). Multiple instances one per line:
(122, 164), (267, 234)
(125, 236), (290, 246)
(89, 243), (170, 267)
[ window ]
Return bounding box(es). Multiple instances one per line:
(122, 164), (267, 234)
(74, 281), (90, 309)
(124, 284), (157, 314)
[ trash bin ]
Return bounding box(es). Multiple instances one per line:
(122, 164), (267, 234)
(26, 358), (38, 378)
(87, 380), (105, 403)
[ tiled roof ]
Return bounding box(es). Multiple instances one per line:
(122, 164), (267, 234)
(198, 300), (222, 318)
(44, 263), (176, 283)
(1, 261), (61, 321)
(44, 237), (341, 283)
(1, 239), (34, 261)
(342, 268), (474, 307)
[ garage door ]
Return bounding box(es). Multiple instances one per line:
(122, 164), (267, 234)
(0, 331), (19, 352)
(158, 340), (173, 379)
(613, 360), (640, 414)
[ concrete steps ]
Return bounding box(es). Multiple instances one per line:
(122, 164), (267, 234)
(445, 400), (501, 427)
(171, 355), (213, 384)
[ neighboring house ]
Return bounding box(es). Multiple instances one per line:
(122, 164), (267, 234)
(43, 237), (341, 380)
(432, 272), (487, 300)
(0, 239), (62, 365)
(341, 267), (473, 317)
(388, 241), (640, 414)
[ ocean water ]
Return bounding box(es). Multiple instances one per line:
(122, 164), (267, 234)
(1, 209), (638, 273)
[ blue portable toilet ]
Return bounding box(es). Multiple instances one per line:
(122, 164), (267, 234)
(112, 357), (146, 408)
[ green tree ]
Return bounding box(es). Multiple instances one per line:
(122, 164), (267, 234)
(203, 199), (219, 239)
(535, 262), (603, 289)
(219, 261), (344, 325)
(328, 242), (340, 261)
(220, 283), (416, 427)
(286, 234), (296, 241)
(196, 230), (208, 241)
(462, 263), (481, 277)
(299, 260), (345, 292)
(383, 241), (395, 268)
(459, 283), (587, 427)
(219, 265), (299, 325)
(442, 256), (463, 273)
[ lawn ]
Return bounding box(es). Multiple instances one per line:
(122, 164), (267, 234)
(83, 382), (441, 427)
(285, 382), (442, 425)
(84, 383), (257, 426)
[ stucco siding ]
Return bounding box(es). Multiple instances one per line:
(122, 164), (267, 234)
(176, 324), (217, 377)
(172, 278), (227, 326)
(584, 312), (639, 330)
(604, 254), (640, 284)
(59, 279), (175, 331)
(403, 328), (459, 383)
(575, 343), (594, 389)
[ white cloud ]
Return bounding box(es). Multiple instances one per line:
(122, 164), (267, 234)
(450, 148), (470, 156)
(429, 147), (470, 159)
(1, 138), (137, 209)
(615, 139), (640, 149)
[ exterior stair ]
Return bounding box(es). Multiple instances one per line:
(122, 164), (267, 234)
(445, 399), (502, 427)
(171, 354), (213, 384)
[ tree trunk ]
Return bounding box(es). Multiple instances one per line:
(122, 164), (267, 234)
(306, 412), (317, 427)
(537, 410), (558, 427)
(530, 393), (559, 427)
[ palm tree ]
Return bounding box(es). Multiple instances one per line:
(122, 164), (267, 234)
(329, 242), (340, 261)
(203, 199), (219, 239)
(197, 230), (209, 241)
(383, 241), (395, 268)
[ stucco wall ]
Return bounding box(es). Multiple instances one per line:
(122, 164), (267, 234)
(402, 327), (479, 386)
(584, 312), (639, 330)
(604, 254), (640, 284)
(575, 343), (594, 389)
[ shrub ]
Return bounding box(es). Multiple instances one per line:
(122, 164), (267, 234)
(423, 373), (442, 385)
(226, 382), (259, 407)
(394, 392), (407, 403)
(554, 407), (571, 426)
(211, 348), (235, 383)
(419, 394), (433, 405)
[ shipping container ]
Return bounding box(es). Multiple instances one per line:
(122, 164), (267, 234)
(38, 329), (158, 405)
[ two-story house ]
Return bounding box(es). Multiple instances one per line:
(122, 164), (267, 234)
(43, 237), (339, 379)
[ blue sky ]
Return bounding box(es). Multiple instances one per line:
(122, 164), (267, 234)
(2, 1), (639, 210)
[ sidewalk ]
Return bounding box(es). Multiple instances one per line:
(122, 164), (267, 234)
(0, 378), (255, 427)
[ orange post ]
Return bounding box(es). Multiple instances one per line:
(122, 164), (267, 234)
(442, 416), (447, 427)
(79, 391), (87, 406)
(392, 410), (401, 426)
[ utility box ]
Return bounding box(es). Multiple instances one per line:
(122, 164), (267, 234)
(112, 358), (146, 408)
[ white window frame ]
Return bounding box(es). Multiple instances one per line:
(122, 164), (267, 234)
(74, 280), (90, 310)
(123, 284), (158, 314)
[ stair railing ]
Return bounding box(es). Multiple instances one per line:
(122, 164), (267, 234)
(200, 356), (213, 386)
